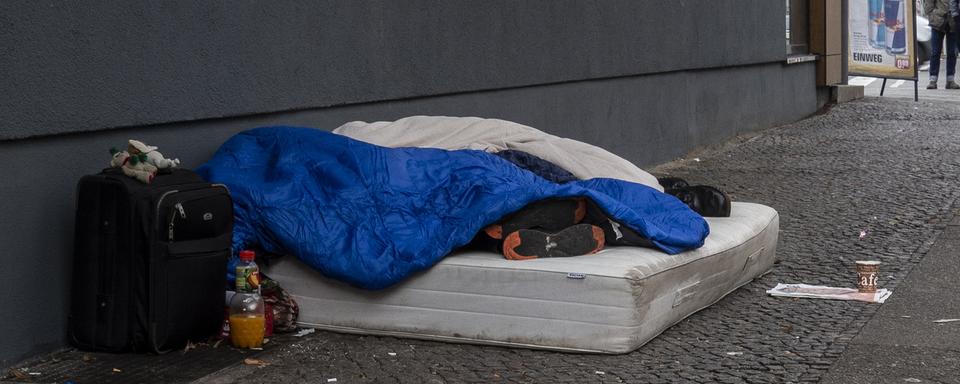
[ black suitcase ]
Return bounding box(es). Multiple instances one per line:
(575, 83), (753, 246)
(69, 168), (233, 352)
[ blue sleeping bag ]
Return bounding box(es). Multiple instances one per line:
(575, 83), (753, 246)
(197, 127), (709, 289)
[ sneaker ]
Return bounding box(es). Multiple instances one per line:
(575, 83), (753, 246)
(947, 81), (960, 89)
(927, 81), (938, 89)
(666, 185), (732, 217)
(502, 223), (605, 260)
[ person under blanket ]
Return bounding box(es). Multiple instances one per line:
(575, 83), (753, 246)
(200, 126), (713, 289)
(474, 177), (730, 260)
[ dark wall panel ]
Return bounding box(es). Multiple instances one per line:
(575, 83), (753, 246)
(1, 0), (787, 140)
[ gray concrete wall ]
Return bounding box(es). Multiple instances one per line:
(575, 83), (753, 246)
(1, 0), (785, 140)
(0, 0), (819, 368)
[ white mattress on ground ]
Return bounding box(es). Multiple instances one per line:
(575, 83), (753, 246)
(264, 202), (779, 353)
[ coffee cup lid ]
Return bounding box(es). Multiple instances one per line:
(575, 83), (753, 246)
(855, 260), (881, 265)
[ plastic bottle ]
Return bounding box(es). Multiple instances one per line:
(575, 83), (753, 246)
(229, 250), (265, 348)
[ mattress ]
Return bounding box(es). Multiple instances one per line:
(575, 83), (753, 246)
(264, 202), (778, 353)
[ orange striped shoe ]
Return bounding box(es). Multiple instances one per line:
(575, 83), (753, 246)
(502, 224), (605, 260)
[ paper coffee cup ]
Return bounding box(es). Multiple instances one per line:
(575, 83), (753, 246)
(856, 260), (881, 293)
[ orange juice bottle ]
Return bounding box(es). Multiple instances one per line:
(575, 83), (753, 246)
(229, 250), (265, 348)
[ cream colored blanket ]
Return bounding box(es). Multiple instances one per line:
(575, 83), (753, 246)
(332, 116), (662, 191)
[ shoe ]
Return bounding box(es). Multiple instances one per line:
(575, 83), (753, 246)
(657, 177), (689, 191)
(666, 185), (732, 217)
(502, 224), (605, 260)
(927, 81), (938, 89)
(946, 81), (960, 89)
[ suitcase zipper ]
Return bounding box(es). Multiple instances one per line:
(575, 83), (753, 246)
(167, 203), (186, 242)
(157, 190), (179, 241)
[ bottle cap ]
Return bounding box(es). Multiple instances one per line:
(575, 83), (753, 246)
(239, 250), (255, 262)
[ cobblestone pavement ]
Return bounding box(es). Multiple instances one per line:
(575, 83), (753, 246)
(203, 97), (960, 384)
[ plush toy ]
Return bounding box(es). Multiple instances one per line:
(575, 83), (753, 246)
(127, 139), (180, 169)
(110, 148), (158, 184)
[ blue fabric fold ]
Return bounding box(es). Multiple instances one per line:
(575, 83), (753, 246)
(197, 127), (709, 289)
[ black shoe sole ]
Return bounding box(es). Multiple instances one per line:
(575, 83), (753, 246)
(503, 224), (605, 260)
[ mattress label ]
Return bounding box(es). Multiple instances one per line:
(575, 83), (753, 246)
(566, 273), (586, 279)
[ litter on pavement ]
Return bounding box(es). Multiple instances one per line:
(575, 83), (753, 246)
(766, 283), (892, 303)
(243, 358), (269, 367)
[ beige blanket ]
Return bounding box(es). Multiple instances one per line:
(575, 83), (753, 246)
(332, 116), (662, 191)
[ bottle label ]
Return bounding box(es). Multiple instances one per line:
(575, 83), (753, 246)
(236, 266), (260, 292)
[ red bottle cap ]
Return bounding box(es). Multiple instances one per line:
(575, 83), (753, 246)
(239, 250), (255, 262)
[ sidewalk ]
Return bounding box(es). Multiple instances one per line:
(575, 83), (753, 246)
(820, 215), (960, 384)
(5, 96), (960, 383)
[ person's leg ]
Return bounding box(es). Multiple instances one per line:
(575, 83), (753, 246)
(956, 16), (960, 54)
(929, 29), (946, 88)
(955, 16), (960, 56)
(580, 199), (655, 248)
(946, 29), (959, 88)
(488, 198), (585, 238)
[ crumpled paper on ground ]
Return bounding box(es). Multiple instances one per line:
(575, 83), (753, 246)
(767, 283), (892, 303)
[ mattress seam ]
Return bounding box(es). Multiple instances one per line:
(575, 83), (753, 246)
(294, 295), (644, 328)
(365, 286), (639, 309)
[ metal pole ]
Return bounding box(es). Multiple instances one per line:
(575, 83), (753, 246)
(913, 0), (920, 101)
(881, 78), (888, 95)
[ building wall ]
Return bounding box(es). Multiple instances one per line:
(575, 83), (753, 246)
(0, 0), (818, 367)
